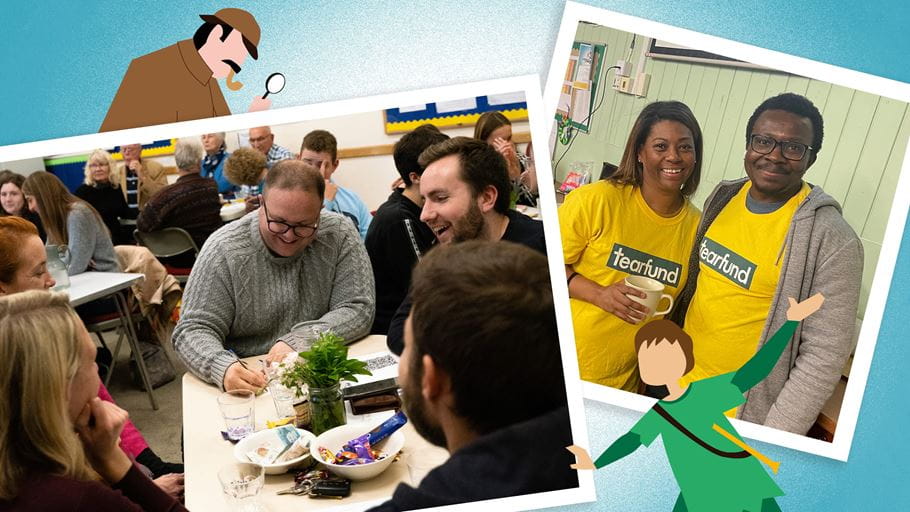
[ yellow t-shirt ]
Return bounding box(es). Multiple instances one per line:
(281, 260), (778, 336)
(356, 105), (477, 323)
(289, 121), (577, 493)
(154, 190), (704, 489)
(682, 181), (810, 390)
(559, 181), (700, 391)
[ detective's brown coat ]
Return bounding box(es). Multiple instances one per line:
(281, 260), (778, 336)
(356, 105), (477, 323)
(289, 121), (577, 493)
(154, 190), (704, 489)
(100, 39), (230, 132)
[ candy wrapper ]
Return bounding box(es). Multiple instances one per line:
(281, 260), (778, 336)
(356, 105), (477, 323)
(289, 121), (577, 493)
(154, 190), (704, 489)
(276, 435), (311, 463)
(362, 411), (407, 445)
(318, 411), (408, 466)
(246, 425), (300, 465)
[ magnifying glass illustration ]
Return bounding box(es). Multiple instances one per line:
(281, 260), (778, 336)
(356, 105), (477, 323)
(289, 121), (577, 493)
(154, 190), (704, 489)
(262, 73), (286, 99)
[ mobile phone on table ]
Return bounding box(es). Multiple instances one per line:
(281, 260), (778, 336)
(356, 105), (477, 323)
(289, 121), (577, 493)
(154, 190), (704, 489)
(342, 377), (398, 400)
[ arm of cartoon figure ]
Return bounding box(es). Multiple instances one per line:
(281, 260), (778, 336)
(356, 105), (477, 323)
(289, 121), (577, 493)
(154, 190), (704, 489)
(566, 433), (643, 470)
(731, 294), (824, 393)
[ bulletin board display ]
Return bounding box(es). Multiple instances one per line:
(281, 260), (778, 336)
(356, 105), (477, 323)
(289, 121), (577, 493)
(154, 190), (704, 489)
(44, 139), (174, 192)
(555, 41), (606, 133)
(384, 94), (528, 134)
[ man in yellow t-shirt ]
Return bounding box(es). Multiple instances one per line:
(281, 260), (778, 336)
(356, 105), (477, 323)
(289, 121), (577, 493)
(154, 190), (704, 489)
(669, 93), (863, 435)
(682, 180), (809, 388)
(560, 181), (700, 391)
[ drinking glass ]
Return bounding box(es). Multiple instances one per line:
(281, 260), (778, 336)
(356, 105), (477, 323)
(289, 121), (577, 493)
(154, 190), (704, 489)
(218, 390), (255, 440)
(218, 462), (266, 512)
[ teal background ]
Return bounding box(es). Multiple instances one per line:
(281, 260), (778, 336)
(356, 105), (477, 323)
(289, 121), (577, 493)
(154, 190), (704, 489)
(2, 0), (908, 509)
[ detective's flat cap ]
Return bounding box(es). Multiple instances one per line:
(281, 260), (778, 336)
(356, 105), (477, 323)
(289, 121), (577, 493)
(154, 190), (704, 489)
(200, 8), (261, 59)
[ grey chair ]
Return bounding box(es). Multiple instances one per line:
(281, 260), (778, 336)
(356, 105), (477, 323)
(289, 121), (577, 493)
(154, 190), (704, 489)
(134, 228), (200, 284)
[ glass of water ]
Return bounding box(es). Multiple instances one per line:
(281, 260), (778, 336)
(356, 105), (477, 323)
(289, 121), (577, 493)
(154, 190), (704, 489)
(218, 390), (255, 440)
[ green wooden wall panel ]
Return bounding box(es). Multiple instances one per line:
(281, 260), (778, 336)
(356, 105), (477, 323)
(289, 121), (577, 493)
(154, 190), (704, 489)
(714, 70), (755, 182)
(657, 61), (679, 100)
(700, 68), (736, 186)
(823, 91), (879, 204)
(804, 80), (832, 112)
(682, 63), (702, 100)
(804, 85), (854, 188)
(785, 75), (811, 96)
(763, 74), (790, 97)
(861, 107), (910, 242)
(841, 97), (907, 230)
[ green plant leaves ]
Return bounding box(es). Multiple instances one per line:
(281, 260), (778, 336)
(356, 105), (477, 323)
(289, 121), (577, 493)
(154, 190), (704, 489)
(280, 331), (372, 390)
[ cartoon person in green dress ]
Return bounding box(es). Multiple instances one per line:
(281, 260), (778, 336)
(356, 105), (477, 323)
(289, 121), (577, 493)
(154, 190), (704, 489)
(568, 294), (824, 512)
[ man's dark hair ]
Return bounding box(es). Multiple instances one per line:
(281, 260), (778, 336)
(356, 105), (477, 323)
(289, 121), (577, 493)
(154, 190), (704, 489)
(193, 22), (234, 49)
(746, 93), (824, 154)
(418, 137), (511, 214)
(393, 124), (449, 187)
(301, 130), (338, 162)
(264, 159), (325, 201)
(408, 240), (567, 435)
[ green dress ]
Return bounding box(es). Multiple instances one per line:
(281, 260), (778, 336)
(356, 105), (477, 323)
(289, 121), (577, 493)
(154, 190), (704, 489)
(629, 373), (783, 510)
(594, 320), (798, 511)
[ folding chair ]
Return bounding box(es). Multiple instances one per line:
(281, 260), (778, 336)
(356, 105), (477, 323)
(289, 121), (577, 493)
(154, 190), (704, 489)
(85, 310), (146, 388)
(134, 228), (200, 284)
(81, 293), (159, 410)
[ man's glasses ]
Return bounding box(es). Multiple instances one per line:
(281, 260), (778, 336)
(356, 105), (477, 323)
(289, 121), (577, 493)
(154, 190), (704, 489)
(262, 200), (318, 238)
(749, 134), (814, 161)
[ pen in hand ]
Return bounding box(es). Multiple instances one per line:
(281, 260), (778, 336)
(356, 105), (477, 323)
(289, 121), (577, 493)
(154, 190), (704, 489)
(228, 350), (267, 392)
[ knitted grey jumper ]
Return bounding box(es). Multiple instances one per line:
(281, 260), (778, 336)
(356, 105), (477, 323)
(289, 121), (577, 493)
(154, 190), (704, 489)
(173, 210), (375, 388)
(62, 202), (119, 275)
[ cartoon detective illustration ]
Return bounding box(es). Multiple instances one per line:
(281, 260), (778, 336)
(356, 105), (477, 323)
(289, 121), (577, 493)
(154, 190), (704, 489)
(569, 293), (825, 512)
(100, 8), (272, 132)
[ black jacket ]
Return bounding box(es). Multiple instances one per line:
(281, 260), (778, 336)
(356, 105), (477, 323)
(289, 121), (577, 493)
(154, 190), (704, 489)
(367, 406), (577, 511)
(387, 209), (545, 354)
(365, 190), (435, 334)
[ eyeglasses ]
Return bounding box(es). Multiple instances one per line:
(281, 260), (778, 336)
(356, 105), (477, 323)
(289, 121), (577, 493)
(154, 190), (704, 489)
(261, 200), (318, 238)
(749, 134), (814, 161)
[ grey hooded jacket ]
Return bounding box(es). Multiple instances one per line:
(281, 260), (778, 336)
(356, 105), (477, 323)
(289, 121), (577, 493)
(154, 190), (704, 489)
(669, 178), (863, 434)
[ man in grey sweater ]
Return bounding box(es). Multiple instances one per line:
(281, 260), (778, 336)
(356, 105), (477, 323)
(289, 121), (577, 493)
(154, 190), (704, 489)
(173, 160), (375, 391)
(669, 93), (863, 435)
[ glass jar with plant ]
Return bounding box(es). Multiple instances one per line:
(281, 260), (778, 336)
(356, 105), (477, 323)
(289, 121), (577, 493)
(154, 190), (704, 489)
(279, 331), (371, 435)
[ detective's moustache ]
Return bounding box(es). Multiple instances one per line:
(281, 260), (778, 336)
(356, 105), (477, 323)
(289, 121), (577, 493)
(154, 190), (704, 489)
(223, 59), (242, 73)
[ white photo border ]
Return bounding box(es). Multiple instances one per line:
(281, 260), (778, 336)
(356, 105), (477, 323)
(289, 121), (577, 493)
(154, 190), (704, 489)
(0, 75), (596, 510)
(543, 1), (910, 462)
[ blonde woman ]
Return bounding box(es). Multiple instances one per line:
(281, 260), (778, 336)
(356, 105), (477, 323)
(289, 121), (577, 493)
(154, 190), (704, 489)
(0, 291), (186, 510)
(75, 149), (134, 245)
(0, 216), (184, 498)
(22, 171), (118, 275)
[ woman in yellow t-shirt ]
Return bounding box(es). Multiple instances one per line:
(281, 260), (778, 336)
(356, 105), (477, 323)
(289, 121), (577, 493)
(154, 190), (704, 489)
(560, 101), (703, 391)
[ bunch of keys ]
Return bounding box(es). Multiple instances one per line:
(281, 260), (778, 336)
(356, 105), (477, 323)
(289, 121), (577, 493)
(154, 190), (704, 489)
(277, 468), (352, 499)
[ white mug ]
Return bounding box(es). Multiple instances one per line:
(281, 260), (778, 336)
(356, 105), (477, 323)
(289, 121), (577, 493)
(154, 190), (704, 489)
(624, 275), (673, 320)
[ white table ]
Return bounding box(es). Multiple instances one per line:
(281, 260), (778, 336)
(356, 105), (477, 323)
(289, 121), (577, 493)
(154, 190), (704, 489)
(68, 272), (159, 410)
(183, 335), (449, 510)
(68, 271), (142, 306)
